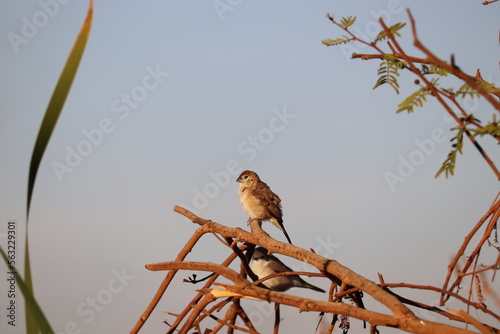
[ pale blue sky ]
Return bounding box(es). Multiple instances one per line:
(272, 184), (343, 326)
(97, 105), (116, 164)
(1, 1), (499, 333)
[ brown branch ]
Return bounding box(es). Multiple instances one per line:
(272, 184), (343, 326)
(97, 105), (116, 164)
(173, 209), (410, 318)
(273, 303), (280, 334)
(174, 205), (258, 282)
(199, 307), (257, 334)
(378, 283), (499, 322)
(352, 52), (429, 65)
(336, 280), (499, 333)
(406, 9), (500, 111)
(326, 14), (384, 54)
(450, 309), (491, 334)
(462, 262), (500, 277)
(377, 12), (500, 180)
(133, 206), (493, 333)
(232, 300), (258, 333)
(352, 54), (500, 108)
(179, 294), (216, 333)
(442, 195), (500, 304)
(166, 250), (243, 334)
(146, 261), (248, 284)
(146, 260), (397, 327)
(193, 300), (233, 333)
(348, 12), (500, 178)
(130, 224), (209, 334)
(156, 208), (481, 333)
(219, 282), (478, 334)
(441, 93), (500, 143)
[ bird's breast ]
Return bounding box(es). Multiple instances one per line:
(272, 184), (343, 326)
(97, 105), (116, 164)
(239, 187), (268, 219)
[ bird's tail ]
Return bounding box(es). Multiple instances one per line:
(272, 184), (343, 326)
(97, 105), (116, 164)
(271, 219), (293, 244)
(282, 228), (293, 244)
(302, 282), (325, 293)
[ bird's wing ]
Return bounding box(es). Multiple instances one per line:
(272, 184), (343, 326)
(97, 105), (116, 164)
(266, 254), (293, 273)
(255, 181), (283, 221)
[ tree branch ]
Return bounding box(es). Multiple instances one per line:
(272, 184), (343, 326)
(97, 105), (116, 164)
(135, 207), (484, 333)
(377, 12), (500, 180)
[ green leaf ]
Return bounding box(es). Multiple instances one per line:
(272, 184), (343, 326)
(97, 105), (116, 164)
(435, 126), (465, 178)
(477, 78), (500, 95)
(396, 78), (438, 113)
(1, 247), (54, 334)
(455, 79), (499, 99)
(435, 150), (457, 178)
(339, 16), (356, 28)
(24, 2), (93, 333)
(396, 86), (431, 113)
(456, 83), (481, 99)
(373, 58), (405, 93)
(27, 1), (93, 217)
(468, 114), (500, 138)
(372, 22), (406, 44)
(321, 35), (353, 46)
(25, 237), (36, 334)
(421, 64), (449, 76)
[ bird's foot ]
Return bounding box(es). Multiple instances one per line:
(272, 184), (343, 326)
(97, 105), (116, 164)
(247, 218), (262, 226)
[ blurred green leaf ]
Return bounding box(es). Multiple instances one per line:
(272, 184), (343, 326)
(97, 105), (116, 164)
(24, 1), (93, 333)
(339, 16), (356, 28)
(1, 247), (54, 334)
(373, 58), (405, 93)
(396, 86), (431, 113)
(27, 0), (93, 217)
(372, 22), (406, 44)
(321, 35), (353, 46)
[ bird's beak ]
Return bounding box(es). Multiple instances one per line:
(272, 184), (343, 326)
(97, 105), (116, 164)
(236, 176), (242, 183)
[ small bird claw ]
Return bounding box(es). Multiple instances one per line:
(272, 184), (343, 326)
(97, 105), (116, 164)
(247, 218), (262, 225)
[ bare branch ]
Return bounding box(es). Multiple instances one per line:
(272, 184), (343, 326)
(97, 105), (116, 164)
(377, 12), (500, 180)
(406, 9), (500, 111)
(133, 207), (487, 333)
(441, 194), (500, 304)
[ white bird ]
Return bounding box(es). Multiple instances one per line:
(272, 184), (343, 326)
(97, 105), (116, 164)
(251, 247), (325, 293)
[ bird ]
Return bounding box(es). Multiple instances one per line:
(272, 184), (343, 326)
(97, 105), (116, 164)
(236, 170), (292, 244)
(251, 247), (325, 293)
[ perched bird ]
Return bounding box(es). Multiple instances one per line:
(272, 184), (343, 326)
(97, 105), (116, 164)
(236, 170), (292, 244)
(251, 247), (325, 293)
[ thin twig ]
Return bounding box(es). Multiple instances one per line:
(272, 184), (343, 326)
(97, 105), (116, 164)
(131, 226), (208, 334)
(449, 309), (491, 334)
(406, 9), (500, 111)
(443, 196), (500, 303)
(378, 12), (500, 180)
(273, 303), (280, 334)
(134, 207), (485, 334)
(441, 194), (499, 303)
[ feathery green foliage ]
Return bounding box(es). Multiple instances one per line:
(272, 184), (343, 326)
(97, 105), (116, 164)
(421, 64), (449, 76)
(435, 125), (465, 178)
(469, 114), (500, 138)
(436, 147), (459, 178)
(372, 22), (406, 44)
(396, 84), (433, 113)
(373, 57), (406, 93)
(455, 83), (481, 99)
(321, 36), (353, 46)
(323, 12), (500, 179)
(322, 15), (356, 46)
(339, 16), (356, 28)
